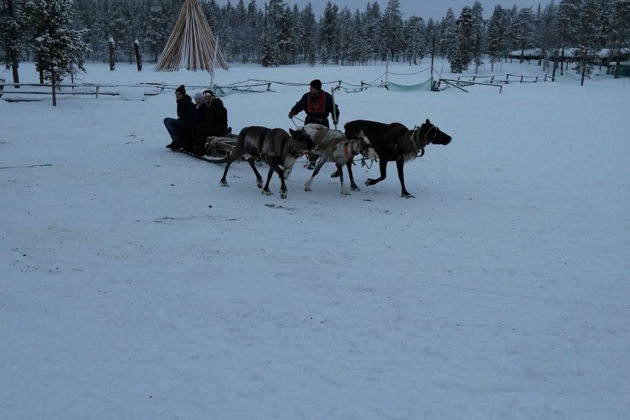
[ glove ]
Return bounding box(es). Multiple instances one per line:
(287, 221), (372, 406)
(288, 112), (295, 119)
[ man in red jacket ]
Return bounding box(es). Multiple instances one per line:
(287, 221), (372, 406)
(289, 79), (340, 169)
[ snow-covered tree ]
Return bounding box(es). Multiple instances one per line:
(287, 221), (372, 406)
(404, 15), (424, 65)
(609, 0), (630, 76)
(440, 8), (456, 59)
(0, 0), (23, 85)
(557, 0), (581, 73)
(513, 7), (534, 62)
(25, 0), (90, 105)
(260, 0), (283, 67)
(319, 1), (338, 64)
(380, 0), (404, 61)
(364, 1), (381, 63)
(300, 3), (317, 65)
(470, 1), (484, 72)
(575, 0), (605, 84)
(450, 6), (473, 73)
(487, 5), (507, 70)
(534, 2), (558, 71)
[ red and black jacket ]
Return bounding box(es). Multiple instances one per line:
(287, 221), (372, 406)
(291, 91), (340, 127)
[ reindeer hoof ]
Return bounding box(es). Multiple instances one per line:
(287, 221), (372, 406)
(280, 192), (288, 199)
(351, 184), (360, 192)
(220, 180), (229, 187)
(330, 170), (340, 178)
(304, 186), (311, 192)
(401, 193), (415, 199)
(256, 180), (263, 189)
(262, 190), (273, 196)
(341, 190), (351, 196)
(366, 178), (376, 186)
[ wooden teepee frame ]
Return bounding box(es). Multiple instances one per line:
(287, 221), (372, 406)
(155, 0), (228, 72)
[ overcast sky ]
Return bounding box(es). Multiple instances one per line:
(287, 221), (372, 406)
(216, 1), (547, 20)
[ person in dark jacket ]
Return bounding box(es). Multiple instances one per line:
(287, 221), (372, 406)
(187, 89), (229, 155)
(164, 85), (195, 149)
(288, 79), (340, 168)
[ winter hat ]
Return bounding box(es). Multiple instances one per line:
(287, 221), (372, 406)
(194, 92), (204, 101)
(175, 85), (186, 95)
(309, 79), (322, 90)
(203, 89), (214, 97)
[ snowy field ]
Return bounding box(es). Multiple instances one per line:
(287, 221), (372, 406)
(1, 60), (629, 419)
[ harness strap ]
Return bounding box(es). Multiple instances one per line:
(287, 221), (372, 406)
(344, 141), (352, 161)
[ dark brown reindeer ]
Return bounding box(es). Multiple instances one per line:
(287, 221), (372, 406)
(343, 119), (452, 198)
(219, 126), (314, 198)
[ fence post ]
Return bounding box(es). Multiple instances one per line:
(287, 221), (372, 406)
(506, 74), (510, 83)
(96, 85), (99, 99)
(520, 75), (524, 83)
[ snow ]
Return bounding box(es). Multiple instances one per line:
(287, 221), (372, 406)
(1, 60), (629, 419)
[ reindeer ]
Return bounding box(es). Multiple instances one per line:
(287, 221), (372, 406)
(344, 119), (452, 198)
(290, 124), (372, 195)
(219, 126), (314, 198)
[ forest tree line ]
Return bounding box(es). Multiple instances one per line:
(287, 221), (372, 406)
(1, 0), (630, 79)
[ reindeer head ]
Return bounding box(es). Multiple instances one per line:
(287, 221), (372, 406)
(288, 128), (316, 157)
(418, 119), (452, 146)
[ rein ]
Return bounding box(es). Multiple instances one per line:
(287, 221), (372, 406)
(290, 116), (305, 128)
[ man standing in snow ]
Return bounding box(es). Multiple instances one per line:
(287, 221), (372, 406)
(164, 85), (194, 150)
(289, 79), (340, 169)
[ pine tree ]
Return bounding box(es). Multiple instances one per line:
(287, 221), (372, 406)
(470, 1), (484, 73)
(557, 0), (581, 73)
(576, 0), (605, 84)
(450, 6), (473, 73)
(609, 0), (630, 76)
(487, 5), (506, 70)
(535, 2), (558, 71)
(337, 6), (352, 64)
(300, 3), (317, 65)
(513, 7), (534, 63)
(319, 1), (338, 65)
(1, 0), (22, 85)
(260, 0), (284, 67)
(404, 16), (424, 65)
(142, 1), (169, 61)
(364, 2), (381, 63)
(25, 0), (90, 106)
(351, 9), (369, 65)
(440, 8), (456, 59)
(380, 0), (404, 61)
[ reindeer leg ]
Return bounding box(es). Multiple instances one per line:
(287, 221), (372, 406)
(248, 158), (263, 188)
(338, 163), (350, 195)
(274, 164), (288, 199)
(220, 153), (241, 187)
(346, 161), (360, 191)
(304, 157), (326, 191)
(396, 160), (414, 198)
(261, 165), (274, 196)
(366, 159), (387, 186)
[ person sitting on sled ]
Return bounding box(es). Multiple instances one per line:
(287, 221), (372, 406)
(164, 85), (195, 150)
(186, 89), (229, 156)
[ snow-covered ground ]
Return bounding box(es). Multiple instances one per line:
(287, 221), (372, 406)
(1, 60), (629, 419)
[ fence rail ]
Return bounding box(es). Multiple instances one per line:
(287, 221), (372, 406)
(1, 73), (552, 101)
